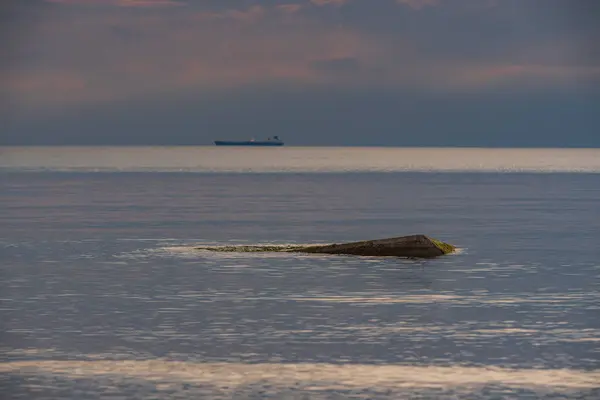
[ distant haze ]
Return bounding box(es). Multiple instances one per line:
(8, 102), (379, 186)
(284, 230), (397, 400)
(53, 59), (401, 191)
(3, 147), (600, 173)
(2, 0), (599, 146)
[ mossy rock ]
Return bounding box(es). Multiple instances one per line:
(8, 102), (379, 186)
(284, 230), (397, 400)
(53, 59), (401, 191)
(196, 234), (456, 259)
(429, 237), (456, 255)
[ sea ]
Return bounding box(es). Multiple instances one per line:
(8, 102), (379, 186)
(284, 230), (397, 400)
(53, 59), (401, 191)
(1, 146), (599, 399)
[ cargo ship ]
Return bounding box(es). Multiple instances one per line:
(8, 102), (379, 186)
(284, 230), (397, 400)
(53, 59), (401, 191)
(214, 136), (284, 146)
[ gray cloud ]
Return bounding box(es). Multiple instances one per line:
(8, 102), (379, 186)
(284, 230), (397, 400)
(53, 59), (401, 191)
(310, 57), (361, 74)
(1, 0), (598, 146)
(3, 86), (599, 147)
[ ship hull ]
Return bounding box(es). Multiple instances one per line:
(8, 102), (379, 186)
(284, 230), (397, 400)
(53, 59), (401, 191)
(214, 141), (284, 146)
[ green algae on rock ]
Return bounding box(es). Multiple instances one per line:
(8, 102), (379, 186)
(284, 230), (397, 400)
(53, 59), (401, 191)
(196, 234), (455, 259)
(429, 237), (457, 255)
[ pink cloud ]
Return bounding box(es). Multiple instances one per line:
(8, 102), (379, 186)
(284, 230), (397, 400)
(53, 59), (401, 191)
(3, 71), (115, 112)
(222, 5), (266, 22)
(427, 64), (600, 91)
(45, 0), (185, 7)
(310, 0), (348, 6)
(396, 0), (440, 9)
(277, 4), (303, 14)
(395, 0), (500, 10)
(6, 3), (598, 113)
(4, 10), (383, 110)
(188, 6), (268, 23)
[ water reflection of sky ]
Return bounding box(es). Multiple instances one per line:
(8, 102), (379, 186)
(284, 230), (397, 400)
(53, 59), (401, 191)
(2, 359), (599, 399)
(3, 243), (599, 371)
(1, 168), (599, 399)
(2, 147), (600, 173)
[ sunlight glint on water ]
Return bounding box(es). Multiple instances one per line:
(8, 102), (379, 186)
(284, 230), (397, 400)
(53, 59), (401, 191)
(2, 146), (600, 172)
(1, 147), (599, 399)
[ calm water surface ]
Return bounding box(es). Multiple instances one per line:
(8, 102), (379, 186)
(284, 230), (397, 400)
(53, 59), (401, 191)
(1, 147), (599, 399)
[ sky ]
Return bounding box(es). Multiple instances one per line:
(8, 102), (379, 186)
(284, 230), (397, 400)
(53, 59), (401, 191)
(1, 0), (599, 146)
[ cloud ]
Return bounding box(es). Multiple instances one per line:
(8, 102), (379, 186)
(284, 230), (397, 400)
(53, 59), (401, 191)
(277, 4), (303, 14)
(216, 5), (266, 22)
(310, 0), (349, 6)
(311, 57), (361, 75)
(435, 64), (600, 91)
(2, 9), (380, 111)
(394, 0), (499, 10)
(45, 0), (185, 7)
(396, 0), (440, 10)
(4, 0), (599, 115)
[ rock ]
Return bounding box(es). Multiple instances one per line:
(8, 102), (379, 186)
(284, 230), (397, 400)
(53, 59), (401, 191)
(196, 234), (455, 258)
(296, 234), (454, 258)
